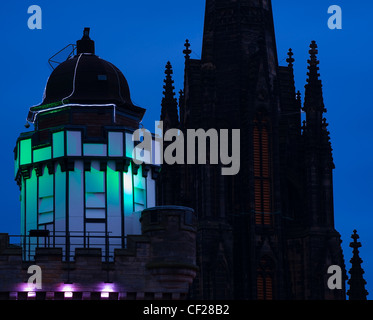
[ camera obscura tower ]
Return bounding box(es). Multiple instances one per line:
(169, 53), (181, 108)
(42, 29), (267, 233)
(14, 29), (159, 260)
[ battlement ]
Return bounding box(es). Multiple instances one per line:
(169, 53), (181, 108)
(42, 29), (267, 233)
(0, 206), (197, 300)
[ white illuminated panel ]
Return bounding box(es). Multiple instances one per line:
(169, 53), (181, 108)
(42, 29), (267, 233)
(108, 132), (123, 157)
(125, 132), (134, 158)
(67, 131), (82, 156)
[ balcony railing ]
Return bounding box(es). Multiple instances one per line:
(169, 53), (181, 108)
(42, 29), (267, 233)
(8, 230), (126, 262)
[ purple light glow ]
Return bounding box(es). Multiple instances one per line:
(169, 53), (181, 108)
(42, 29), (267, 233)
(61, 284), (74, 299)
(100, 283), (114, 299)
(19, 283), (37, 298)
(21, 283), (37, 295)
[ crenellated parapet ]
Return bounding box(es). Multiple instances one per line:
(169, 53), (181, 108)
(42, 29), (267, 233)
(0, 206), (197, 300)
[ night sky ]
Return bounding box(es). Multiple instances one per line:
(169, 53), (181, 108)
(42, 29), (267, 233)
(0, 0), (371, 298)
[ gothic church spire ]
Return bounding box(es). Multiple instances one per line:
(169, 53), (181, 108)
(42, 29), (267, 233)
(161, 61), (179, 129)
(347, 230), (369, 300)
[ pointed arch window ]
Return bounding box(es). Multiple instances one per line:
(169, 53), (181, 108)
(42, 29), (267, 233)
(253, 112), (273, 226)
(257, 256), (275, 300)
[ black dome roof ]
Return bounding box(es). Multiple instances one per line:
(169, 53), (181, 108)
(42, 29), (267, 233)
(37, 28), (134, 108)
(28, 28), (145, 125)
(41, 53), (133, 106)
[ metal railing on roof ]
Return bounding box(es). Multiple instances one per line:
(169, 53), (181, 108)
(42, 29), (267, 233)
(8, 230), (126, 263)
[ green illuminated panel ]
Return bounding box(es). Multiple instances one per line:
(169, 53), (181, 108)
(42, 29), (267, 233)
(20, 139), (32, 165)
(26, 169), (37, 231)
(85, 165), (105, 193)
(83, 144), (107, 157)
(54, 164), (66, 231)
(39, 211), (53, 224)
(107, 161), (120, 214)
(123, 162), (133, 217)
(20, 179), (25, 236)
(14, 157), (18, 179)
(39, 172), (53, 197)
(68, 161), (84, 232)
(134, 165), (146, 212)
(107, 161), (121, 237)
(86, 192), (105, 208)
(53, 131), (65, 158)
(14, 142), (20, 178)
(38, 196), (53, 213)
(38, 171), (54, 218)
(33, 146), (52, 162)
(67, 131), (82, 156)
(108, 132), (123, 157)
(133, 165), (145, 189)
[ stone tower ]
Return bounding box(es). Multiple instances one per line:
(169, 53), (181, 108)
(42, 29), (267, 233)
(158, 0), (346, 300)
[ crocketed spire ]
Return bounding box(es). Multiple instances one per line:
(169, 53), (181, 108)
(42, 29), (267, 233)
(161, 61), (179, 129)
(347, 230), (369, 300)
(286, 48), (295, 69)
(303, 41), (325, 114)
(183, 39), (192, 60)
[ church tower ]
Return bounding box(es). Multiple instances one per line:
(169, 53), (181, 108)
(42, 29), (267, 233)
(158, 0), (346, 299)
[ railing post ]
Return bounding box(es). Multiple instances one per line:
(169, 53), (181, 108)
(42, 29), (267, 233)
(66, 231), (70, 262)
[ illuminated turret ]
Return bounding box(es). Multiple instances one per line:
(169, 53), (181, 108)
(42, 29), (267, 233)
(14, 29), (159, 260)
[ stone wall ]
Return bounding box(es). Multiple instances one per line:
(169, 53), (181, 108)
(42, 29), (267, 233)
(0, 206), (197, 300)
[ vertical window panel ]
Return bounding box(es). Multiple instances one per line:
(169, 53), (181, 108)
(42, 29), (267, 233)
(85, 162), (106, 220)
(257, 275), (264, 300)
(38, 170), (54, 225)
(66, 131), (82, 156)
(108, 132), (124, 157)
(53, 131), (65, 158)
(254, 115), (273, 226)
(20, 139), (32, 165)
(257, 257), (275, 300)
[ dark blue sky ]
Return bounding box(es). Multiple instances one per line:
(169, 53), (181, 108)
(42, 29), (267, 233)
(1, 0), (371, 298)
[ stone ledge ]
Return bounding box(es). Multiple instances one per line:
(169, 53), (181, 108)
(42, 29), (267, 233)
(146, 261), (199, 272)
(75, 248), (102, 257)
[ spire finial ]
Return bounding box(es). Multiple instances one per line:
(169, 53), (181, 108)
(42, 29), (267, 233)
(307, 41), (320, 80)
(286, 48), (295, 68)
(303, 40), (324, 115)
(165, 61), (173, 77)
(161, 61), (179, 127)
(163, 61), (175, 98)
(347, 229), (369, 300)
(350, 229), (361, 249)
(183, 39), (192, 59)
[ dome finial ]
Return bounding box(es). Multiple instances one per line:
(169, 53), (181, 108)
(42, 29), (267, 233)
(83, 27), (90, 39)
(77, 27), (95, 55)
